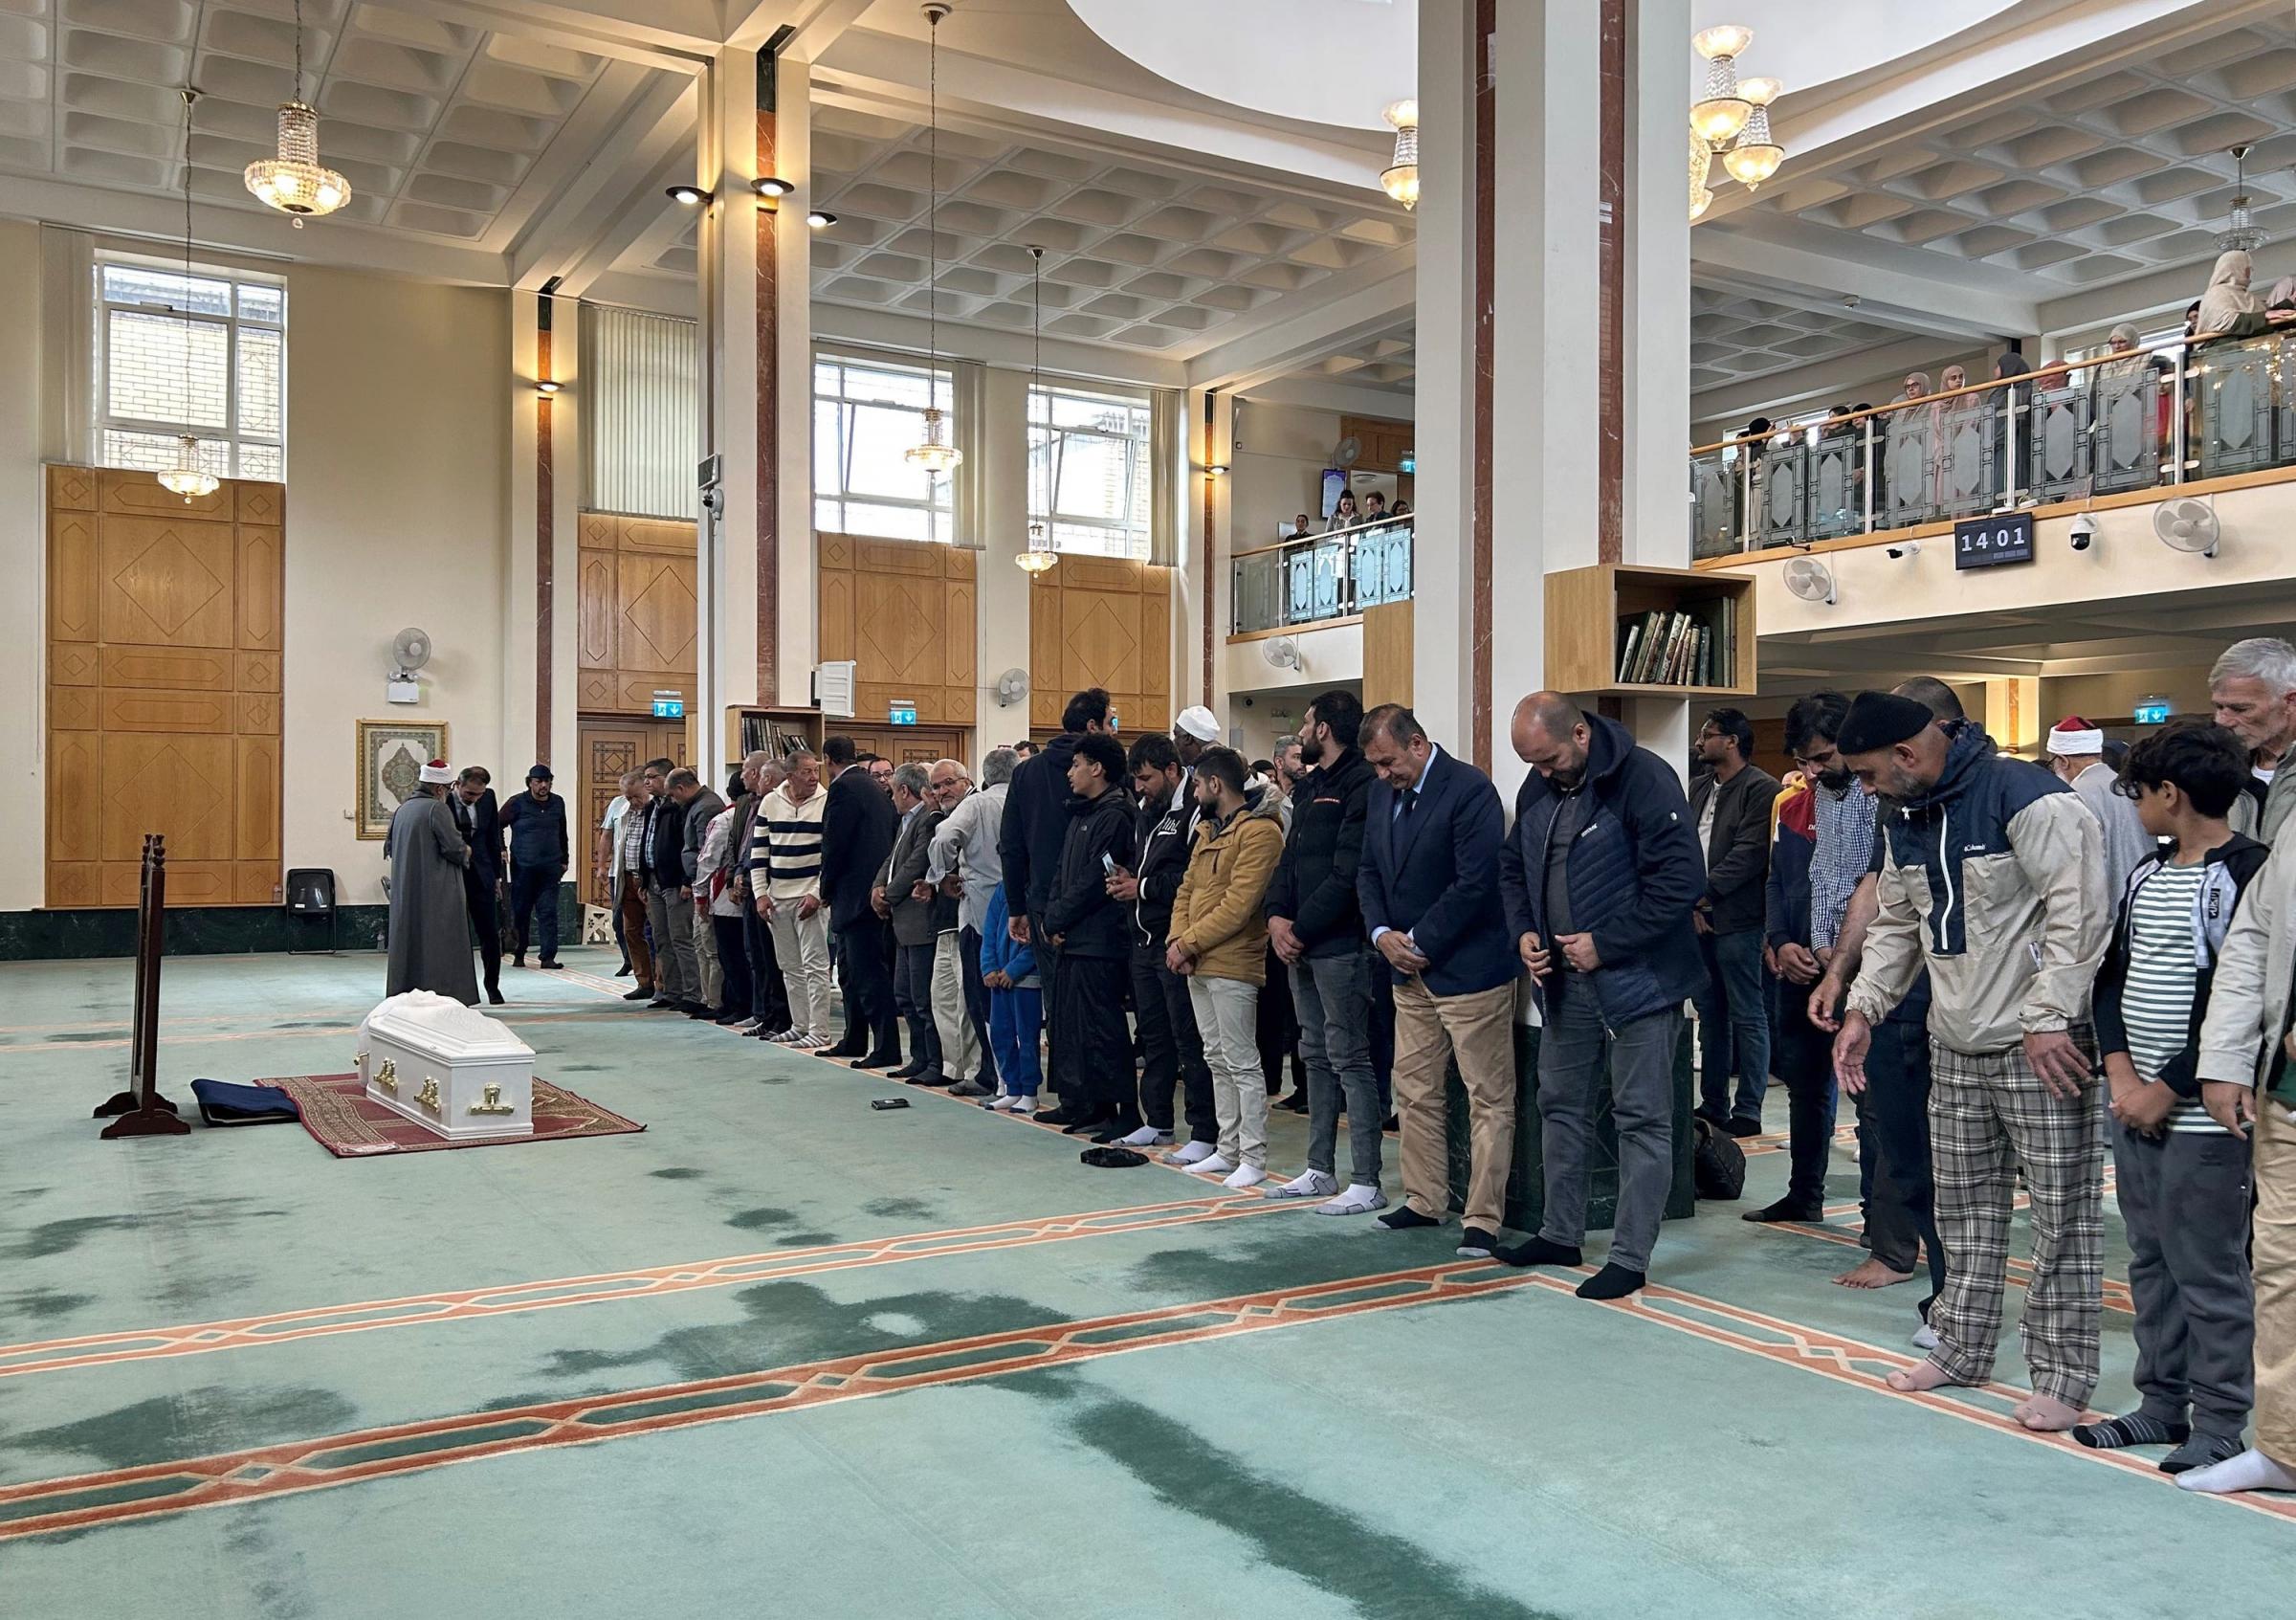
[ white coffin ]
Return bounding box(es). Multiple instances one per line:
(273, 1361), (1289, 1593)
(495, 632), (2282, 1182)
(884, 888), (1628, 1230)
(356, 990), (535, 1140)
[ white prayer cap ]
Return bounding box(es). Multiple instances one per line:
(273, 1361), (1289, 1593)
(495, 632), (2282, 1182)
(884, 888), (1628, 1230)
(2046, 717), (2104, 757)
(419, 759), (455, 785)
(1174, 705), (1221, 743)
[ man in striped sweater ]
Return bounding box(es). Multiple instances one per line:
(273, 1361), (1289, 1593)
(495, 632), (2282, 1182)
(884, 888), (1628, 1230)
(748, 747), (833, 1047)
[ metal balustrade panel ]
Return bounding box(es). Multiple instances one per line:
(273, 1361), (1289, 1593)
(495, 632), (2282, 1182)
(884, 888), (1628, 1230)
(1806, 431), (1863, 540)
(1755, 443), (1808, 547)
(2199, 339), (2278, 477)
(2091, 366), (2163, 496)
(1881, 411), (1937, 529)
(1936, 403), (1999, 519)
(2029, 382), (2093, 505)
(1690, 450), (1739, 558)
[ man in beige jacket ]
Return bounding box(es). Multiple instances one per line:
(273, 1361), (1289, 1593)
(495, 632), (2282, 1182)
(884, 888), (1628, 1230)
(1832, 692), (2108, 1432)
(2182, 836), (2296, 1495)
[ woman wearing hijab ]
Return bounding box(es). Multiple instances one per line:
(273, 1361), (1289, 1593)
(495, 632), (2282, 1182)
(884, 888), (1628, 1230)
(2196, 250), (2265, 338)
(1881, 371), (1932, 523)
(1934, 363), (1977, 508)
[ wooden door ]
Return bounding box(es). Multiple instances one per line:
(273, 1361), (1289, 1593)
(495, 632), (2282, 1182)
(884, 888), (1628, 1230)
(576, 717), (684, 905)
(831, 725), (970, 769)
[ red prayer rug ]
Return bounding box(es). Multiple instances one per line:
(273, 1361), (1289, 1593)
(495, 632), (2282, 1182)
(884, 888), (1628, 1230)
(256, 1073), (645, 1158)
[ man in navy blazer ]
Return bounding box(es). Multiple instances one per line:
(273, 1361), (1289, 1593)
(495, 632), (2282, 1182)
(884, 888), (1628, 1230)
(820, 735), (902, 1066)
(1356, 704), (1521, 1258)
(1495, 692), (1705, 1300)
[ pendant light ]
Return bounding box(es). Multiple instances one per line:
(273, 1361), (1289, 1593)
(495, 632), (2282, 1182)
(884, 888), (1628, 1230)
(159, 78), (219, 504)
(1380, 99), (1420, 211)
(904, 2), (961, 477)
(1689, 25), (1755, 146)
(243, 0), (349, 225)
(1720, 77), (1783, 189)
(2218, 144), (2266, 254)
(1016, 245), (1057, 575)
(1688, 122), (1714, 222)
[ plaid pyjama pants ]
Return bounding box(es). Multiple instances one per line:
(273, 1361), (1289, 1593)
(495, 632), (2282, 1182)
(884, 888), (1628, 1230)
(1926, 1031), (2105, 1407)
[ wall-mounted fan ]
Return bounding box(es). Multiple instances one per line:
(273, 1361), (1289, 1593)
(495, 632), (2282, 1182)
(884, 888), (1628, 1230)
(1263, 634), (1302, 672)
(1331, 434), (1361, 470)
(2152, 497), (2220, 558)
(1782, 556), (1837, 606)
(995, 667), (1029, 707)
(386, 627), (432, 703)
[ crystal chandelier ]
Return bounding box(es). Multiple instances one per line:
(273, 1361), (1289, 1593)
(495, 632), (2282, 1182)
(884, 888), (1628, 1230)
(905, 4), (963, 477)
(243, 1), (348, 225)
(1380, 100), (1420, 211)
(159, 84), (218, 504)
(1689, 25), (1785, 219)
(2218, 144), (2265, 254)
(1016, 246), (1058, 575)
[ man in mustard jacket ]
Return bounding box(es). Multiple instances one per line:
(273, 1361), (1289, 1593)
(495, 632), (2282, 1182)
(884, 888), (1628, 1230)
(1168, 746), (1288, 1189)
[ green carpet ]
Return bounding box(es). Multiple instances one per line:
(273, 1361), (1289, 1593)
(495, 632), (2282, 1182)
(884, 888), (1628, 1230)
(0, 947), (2289, 1619)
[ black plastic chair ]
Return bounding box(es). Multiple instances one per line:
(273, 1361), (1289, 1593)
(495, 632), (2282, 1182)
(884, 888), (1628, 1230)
(284, 867), (338, 954)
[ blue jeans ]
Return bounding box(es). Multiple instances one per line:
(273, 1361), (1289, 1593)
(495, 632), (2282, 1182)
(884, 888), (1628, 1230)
(1692, 926), (1770, 1127)
(989, 986), (1043, 1097)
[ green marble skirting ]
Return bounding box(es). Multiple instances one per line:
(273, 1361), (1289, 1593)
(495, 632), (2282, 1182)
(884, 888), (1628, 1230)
(0, 885), (581, 962)
(1445, 1019), (1698, 1234)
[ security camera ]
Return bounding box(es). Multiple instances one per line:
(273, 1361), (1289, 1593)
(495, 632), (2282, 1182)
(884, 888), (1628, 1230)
(1241, 696), (1254, 708)
(2069, 512), (2098, 551)
(1886, 540), (1922, 561)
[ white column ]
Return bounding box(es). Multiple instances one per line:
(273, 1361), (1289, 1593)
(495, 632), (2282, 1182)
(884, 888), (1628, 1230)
(977, 364), (1031, 747)
(770, 57), (818, 711)
(1409, 0), (1474, 750)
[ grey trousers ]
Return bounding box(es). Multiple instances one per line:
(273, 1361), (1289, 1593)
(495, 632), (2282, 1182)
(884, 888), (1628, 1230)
(2113, 1119), (2255, 1438)
(1537, 974), (1678, 1274)
(644, 884), (695, 1002)
(1292, 947), (1384, 1188)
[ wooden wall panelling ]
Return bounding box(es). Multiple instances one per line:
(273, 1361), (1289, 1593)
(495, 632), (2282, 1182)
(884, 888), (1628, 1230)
(575, 511), (700, 717)
(814, 534), (978, 741)
(1026, 559), (1174, 736)
(1363, 600), (1415, 710)
(44, 466), (284, 907)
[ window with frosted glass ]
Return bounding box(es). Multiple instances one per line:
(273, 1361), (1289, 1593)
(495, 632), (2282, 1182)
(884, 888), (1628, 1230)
(94, 255), (287, 481)
(812, 355), (955, 544)
(1028, 384), (1151, 559)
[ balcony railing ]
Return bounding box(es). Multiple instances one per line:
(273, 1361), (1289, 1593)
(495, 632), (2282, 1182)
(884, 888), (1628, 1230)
(1230, 516), (1415, 635)
(1689, 323), (2296, 558)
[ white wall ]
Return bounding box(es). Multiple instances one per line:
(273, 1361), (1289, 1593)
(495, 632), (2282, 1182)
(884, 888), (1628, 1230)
(0, 225), (515, 915)
(1231, 400), (1338, 552)
(0, 220), (42, 911)
(283, 269), (511, 904)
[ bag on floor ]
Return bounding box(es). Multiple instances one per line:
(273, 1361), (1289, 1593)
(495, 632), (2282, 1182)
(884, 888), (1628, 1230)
(1691, 1116), (1745, 1202)
(189, 1077), (301, 1126)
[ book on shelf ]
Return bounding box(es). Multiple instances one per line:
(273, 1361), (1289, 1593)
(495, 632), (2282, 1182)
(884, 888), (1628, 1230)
(1611, 600), (1733, 688)
(1616, 621), (1644, 683)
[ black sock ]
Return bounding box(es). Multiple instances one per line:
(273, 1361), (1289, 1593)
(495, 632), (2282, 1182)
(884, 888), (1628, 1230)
(1575, 1262), (1645, 1300)
(1377, 1206), (1441, 1231)
(2072, 1413), (2189, 1451)
(1495, 1234), (1583, 1269)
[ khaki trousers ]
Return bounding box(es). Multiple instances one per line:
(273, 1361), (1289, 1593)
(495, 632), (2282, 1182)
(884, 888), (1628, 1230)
(616, 873), (654, 990)
(931, 932), (982, 1083)
(1391, 975), (1517, 1230)
(2259, 1097), (2296, 1467)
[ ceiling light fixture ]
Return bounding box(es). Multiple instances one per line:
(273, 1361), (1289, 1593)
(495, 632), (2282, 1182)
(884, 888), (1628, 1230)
(2218, 144), (2265, 254)
(242, 0), (349, 226)
(806, 210), (837, 229)
(906, 3), (963, 479)
(1016, 243), (1057, 575)
(159, 72), (219, 505)
(1380, 99), (1419, 211)
(666, 184), (708, 206)
(753, 176), (795, 198)
(1689, 26), (1785, 218)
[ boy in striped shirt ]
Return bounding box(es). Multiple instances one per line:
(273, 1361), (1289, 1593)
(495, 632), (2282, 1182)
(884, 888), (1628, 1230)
(2083, 721), (2270, 1473)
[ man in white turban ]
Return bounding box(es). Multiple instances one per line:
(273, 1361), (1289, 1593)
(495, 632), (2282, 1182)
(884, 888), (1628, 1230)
(2049, 716), (2154, 902)
(384, 760), (480, 1004)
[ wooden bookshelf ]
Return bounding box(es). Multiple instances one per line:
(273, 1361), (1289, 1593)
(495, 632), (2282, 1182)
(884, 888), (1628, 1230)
(1544, 564), (1757, 698)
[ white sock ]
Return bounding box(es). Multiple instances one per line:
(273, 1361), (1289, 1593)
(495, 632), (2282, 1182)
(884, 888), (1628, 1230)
(1117, 1125), (1171, 1146)
(1911, 1322), (1940, 1352)
(1268, 1169), (1337, 1199)
(1189, 1154), (1236, 1177)
(2176, 1448), (2296, 1495)
(1223, 1164), (1267, 1189)
(1007, 1098), (1034, 1117)
(1165, 1141), (1217, 1165)
(1316, 1183), (1386, 1215)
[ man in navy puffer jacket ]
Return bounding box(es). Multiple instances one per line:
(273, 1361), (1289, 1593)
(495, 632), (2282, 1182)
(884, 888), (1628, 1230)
(1495, 693), (1706, 1298)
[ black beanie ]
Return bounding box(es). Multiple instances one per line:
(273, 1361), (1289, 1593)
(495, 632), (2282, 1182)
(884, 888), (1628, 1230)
(1837, 692), (1934, 755)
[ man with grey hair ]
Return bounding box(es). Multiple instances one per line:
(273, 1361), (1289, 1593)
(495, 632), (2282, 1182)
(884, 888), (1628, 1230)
(930, 747), (1015, 1095)
(2211, 635), (2296, 848)
(877, 762), (947, 1083)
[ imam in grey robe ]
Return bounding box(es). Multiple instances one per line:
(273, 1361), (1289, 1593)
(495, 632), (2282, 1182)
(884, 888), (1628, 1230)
(385, 791), (479, 1005)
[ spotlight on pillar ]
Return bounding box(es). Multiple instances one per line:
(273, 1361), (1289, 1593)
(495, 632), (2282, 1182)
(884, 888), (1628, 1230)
(666, 185), (709, 206)
(806, 210), (838, 229)
(753, 176), (795, 198)
(1380, 99), (1420, 211)
(1203, 463), (1230, 477)
(535, 379), (563, 395)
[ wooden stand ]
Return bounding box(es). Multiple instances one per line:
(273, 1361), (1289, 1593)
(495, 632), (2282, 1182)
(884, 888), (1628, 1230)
(1544, 563), (1757, 699)
(95, 833), (188, 1138)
